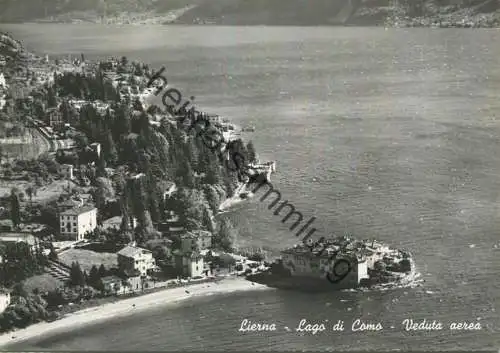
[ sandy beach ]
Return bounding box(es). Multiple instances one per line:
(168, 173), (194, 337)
(0, 277), (270, 348)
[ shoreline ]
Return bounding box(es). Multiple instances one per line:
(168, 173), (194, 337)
(0, 277), (270, 349)
(1, 21), (498, 28)
(218, 183), (254, 212)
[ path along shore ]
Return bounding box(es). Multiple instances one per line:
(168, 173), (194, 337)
(0, 277), (270, 348)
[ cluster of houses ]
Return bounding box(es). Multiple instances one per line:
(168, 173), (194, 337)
(280, 236), (413, 287)
(0, 194), (217, 298)
(0, 54), (226, 303)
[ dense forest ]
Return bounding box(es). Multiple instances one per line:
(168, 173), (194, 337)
(50, 67), (260, 249)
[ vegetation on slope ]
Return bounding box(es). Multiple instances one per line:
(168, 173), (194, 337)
(0, 0), (202, 22)
(0, 0), (499, 25)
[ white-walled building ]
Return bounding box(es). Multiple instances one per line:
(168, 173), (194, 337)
(117, 245), (156, 277)
(180, 230), (212, 253)
(101, 276), (128, 295)
(0, 289), (11, 314)
(0, 73), (6, 88)
(175, 252), (204, 278)
(61, 164), (74, 180)
(89, 142), (101, 158)
(59, 205), (98, 241)
(281, 246), (369, 288)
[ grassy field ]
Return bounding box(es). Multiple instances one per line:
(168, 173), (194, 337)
(0, 179), (83, 202)
(58, 249), (118, 272)
(23, 273), (64, 294)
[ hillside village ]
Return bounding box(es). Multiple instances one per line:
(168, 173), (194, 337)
(0, 32), (268, 333)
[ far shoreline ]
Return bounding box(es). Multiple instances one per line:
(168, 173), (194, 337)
(1, 22), (498, 29)
(0, 276), (271, 349)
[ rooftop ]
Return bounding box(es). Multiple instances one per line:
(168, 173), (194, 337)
(164, 181), (175, 189)
(175, 250), (202, 259)
(103, 216), (122, 225)
(281, 238), (364, 261)
(0, 232), (37, 245)
(101, 275), (124, 285)
(180, 230), (212, 239)
(117, 245), (152, 258)
(123, 268), (141, 278)
(60, 205), (97, 216)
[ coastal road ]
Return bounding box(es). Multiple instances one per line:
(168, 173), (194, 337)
(32, 127), (54, 154)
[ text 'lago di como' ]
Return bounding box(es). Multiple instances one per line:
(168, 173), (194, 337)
(238, 318), (483, 334)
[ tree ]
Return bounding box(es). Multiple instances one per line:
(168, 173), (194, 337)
(105, 132), (118, 165)
(136, 210), (158, 243)
(203, 159), (222, 185)
(74, 133), (89, 150)
(11, 283), (28, 298)
(98, 264), (107, 278)
(119, 199), (133, 244)
(175, 159), (195, 189)
(47, 86), (57, 107)
(152, 245), (171, 262)
(25, 185), (35, 207)
(96, 155), (106, 178)
(214, 253), (236, 271)
(204, 185), (222, 214)
(0, 242), (42, 286)
(185, 217), (202, 232)
(10, 189), (21, 229)
(214, 218), (236, 252)
(88, 265), (100, 287)
(69, 262), (85, 286)
(201, 207), (215, 233)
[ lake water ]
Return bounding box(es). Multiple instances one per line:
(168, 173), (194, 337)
(1, 24), (500, 351)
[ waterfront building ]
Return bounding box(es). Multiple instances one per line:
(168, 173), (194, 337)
(280, 243), (369, 287)
(59, 205), (98, 241)
(180, 230), (213, 253)
(101, 276), (127, 295)
(117, 245), (156, 277)
(0, 289), (11, 314)
(174, 251), (205, 278)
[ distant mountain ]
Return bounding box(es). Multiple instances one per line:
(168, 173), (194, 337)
(173, 0), (362, 25)
(0, 0), (499, 26)
(0, 0), (200, 23)
(171, 0), (500, 26)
